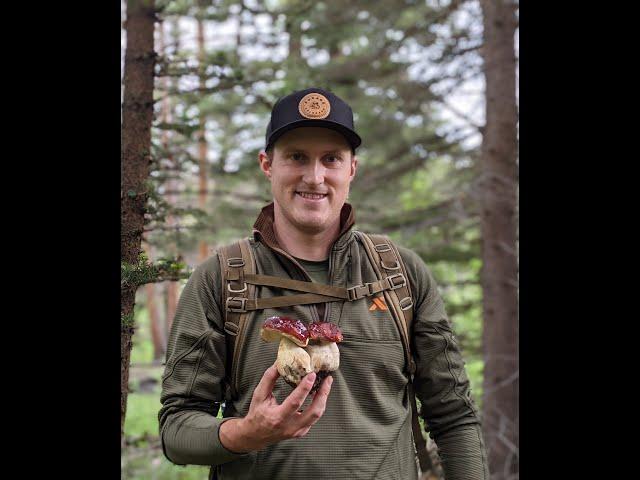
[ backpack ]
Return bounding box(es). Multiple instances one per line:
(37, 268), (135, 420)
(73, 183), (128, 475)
(216, 231), (435, 473)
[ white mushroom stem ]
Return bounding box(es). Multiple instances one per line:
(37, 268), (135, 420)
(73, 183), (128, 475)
(277, 337), (312, 385)
(306, 341), (340, 373)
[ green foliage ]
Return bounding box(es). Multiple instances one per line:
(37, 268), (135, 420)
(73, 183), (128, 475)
(124, 0), (488, 469)
(130, 305), (154, 364)
(122, 312), (136, 329)
(121, 252), (191, 289)
(125, 392), (163, 438)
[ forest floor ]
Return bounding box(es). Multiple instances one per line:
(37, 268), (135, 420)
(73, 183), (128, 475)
(122, 364), (211, 480)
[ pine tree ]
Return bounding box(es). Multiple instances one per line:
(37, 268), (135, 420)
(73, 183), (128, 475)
(479, 1), (519, 478)
(121, 0), (156, 442)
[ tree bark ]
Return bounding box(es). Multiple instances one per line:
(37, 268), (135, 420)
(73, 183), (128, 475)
(479, 1), (519, 479)
(197, 17), (209, 262)
(160, 19), (179, 341)
(286, 16), (302, 61)
(121, 0), (155, 444)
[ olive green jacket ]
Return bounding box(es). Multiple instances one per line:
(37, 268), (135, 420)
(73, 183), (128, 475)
(159, 203), (489, 479)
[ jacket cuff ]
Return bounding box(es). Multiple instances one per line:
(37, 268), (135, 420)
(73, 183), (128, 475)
(162, 412), (250, 466)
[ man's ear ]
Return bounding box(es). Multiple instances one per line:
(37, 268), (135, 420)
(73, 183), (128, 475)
(349, 155), (358, 181)
(258, 151), (272, 180)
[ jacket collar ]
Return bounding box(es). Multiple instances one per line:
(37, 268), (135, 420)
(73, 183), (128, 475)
(253, 202), (356, 253)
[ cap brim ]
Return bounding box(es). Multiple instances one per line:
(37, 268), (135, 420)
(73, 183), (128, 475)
(266, 119), (362, 152)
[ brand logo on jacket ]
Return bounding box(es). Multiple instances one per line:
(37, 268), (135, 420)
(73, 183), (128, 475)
(368, 297), (388, 311)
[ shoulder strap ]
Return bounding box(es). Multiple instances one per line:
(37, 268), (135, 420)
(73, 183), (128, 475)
(355, 231), (435, 475)
(217, 238), (256, 399)
(356, 231), (415, 374)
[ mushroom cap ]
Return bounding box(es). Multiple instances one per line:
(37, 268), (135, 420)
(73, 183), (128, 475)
(308, 321), (343, 343)
(261, 316), (309, 347)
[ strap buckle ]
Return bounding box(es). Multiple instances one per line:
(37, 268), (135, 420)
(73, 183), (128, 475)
(381, 260), (400, 271)
(223, 321), (239, 336)
(226, 297), (247, 313)
(386, 273), (406, 290)
(347, 283), (374, 301)
(374, 243), (392, 253)
(399, 296), (413, 311)
(227, 257), (245, 268)
(227, 282), (248, 293)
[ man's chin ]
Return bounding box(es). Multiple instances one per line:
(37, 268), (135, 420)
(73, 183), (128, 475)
(293, 214), (329, 234)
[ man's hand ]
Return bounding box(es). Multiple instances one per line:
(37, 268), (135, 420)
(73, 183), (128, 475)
(219, 363), (333, 453)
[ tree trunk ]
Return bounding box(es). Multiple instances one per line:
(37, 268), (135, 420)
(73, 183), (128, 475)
(145, 245), (165, 361)
(146, 282), (165, 361)
(160, 19), (179, 341)
(197, 17), (209, 261)
(479, 1), (518, 479)
(286, 17), (302, 61)
(121, 0), (155, 444)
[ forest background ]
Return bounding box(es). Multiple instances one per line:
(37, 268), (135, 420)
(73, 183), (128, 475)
(121, 0), (518, 479)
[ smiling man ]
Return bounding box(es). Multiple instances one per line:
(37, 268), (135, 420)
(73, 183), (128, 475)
(159, 88), (489, 479)
(258, 126), (357, 260)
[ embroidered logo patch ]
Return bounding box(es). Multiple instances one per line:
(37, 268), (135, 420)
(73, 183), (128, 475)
(369, 297), (388, 311)
(298, 93), (331, 119)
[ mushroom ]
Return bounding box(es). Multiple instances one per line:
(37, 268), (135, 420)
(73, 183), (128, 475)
(261, 316), (312, 388)
(305, 321), (343, 392)
(260, 317), (344, 393)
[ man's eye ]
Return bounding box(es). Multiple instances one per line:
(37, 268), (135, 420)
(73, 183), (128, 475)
(291, 153), (305, 161)
(325, 155), (341, 164)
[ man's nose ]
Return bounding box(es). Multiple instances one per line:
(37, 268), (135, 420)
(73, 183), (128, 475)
(302, 159), (325, 185)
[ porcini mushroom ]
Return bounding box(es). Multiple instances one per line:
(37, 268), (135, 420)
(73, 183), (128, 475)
(261, 316), (312, 388)
(305, 322), (343, 392)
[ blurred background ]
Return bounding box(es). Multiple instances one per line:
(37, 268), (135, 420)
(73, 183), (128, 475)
(121, 0), (518, 478)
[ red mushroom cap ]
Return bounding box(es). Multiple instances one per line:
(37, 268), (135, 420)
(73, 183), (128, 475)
(261, 316), (309, 347)
(308, 322), (343, 343)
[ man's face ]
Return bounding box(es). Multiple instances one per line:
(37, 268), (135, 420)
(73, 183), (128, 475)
(259, 127), (358, 235)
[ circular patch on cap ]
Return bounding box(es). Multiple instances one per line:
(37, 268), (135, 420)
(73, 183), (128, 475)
(298, 93), (331, 119)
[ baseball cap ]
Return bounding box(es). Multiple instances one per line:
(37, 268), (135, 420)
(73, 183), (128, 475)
(265, 87), (362, 152)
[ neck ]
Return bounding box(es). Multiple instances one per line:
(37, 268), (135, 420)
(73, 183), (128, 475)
(273, 209), (340, 261)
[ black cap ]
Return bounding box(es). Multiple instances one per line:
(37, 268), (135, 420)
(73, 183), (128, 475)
(265, 87), (362, 152)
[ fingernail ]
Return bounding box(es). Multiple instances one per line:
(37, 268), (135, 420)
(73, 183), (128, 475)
(306, 372), (316, 383)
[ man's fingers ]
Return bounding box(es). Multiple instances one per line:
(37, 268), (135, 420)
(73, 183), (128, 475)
(279, 372), (316, 415)
(297, 375), (333, 426)
(252, 363), (280, 401)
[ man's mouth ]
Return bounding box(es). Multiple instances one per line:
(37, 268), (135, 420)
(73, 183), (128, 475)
(296, 191), (328, 200)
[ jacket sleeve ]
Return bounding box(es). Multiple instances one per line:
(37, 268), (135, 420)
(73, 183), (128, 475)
(158, 254), (248, 466)
(399, 247), (489, 479)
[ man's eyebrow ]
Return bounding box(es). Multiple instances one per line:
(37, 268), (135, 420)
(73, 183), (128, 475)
(281, 147), (347, 155)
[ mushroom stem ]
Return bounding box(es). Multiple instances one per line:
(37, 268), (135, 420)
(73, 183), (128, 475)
(306, 340), (340, 373)
(276, 337), (312, 387)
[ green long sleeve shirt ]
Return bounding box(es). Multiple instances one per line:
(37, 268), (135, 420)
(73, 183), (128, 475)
(159, 203), (489, 479)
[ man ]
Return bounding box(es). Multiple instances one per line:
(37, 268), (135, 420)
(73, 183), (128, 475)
(159, 87), (489, 479)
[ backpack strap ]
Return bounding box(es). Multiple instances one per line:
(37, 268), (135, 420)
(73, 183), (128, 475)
(217, 237), (419, 397)
(217, 234), (435, 474)
(217, 238), (256, 399)
(355, 231), (435, 475)
(224, 272), (409, 311)
(355, 231), (415, 375)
